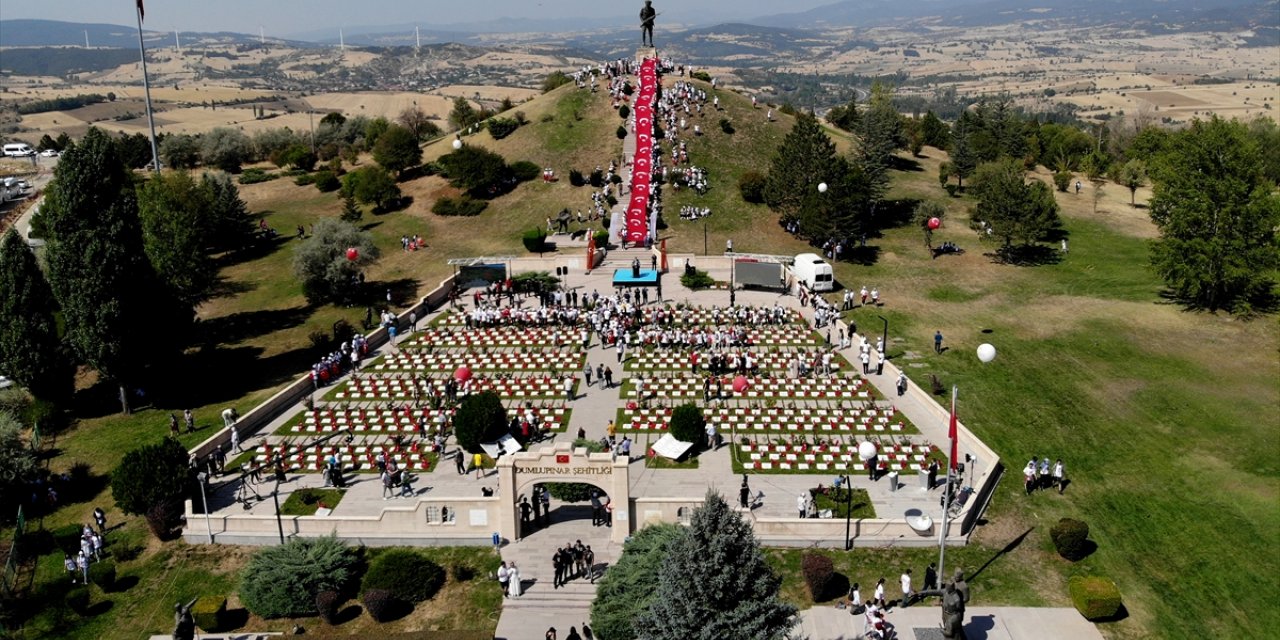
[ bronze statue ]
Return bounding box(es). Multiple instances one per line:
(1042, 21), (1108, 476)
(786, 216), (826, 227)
(917, 571), (969, 639)
(640, 1), (657, 47)
(172, 598), (198, 640)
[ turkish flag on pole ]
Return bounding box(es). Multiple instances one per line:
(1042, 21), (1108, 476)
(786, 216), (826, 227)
(137, 0), (145, 22)
(948, 386), (959, 471)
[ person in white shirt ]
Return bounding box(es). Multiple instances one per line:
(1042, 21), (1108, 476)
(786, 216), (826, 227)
(873, 577), (886, 607)
(900, 569), (913, 607)
(1053, 459), (1066, 494)
(797, 493), (808, 518)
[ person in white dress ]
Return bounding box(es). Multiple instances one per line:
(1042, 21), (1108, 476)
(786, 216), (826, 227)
(507, 562), (522, 597)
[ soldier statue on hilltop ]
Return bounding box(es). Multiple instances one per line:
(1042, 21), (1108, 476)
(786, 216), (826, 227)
(172, 598), (198, 640)
(917, 569), (971, 639)
(640, 0), (658, 47)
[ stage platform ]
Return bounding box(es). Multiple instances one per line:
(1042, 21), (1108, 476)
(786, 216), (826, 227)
(613, 268), (660, 286)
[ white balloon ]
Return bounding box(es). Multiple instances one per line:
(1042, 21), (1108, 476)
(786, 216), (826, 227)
(452, 139), (463, 150)
(818, 182), (828, 193)
(977, 343), (997, 363)
(858, 441), (878, 461)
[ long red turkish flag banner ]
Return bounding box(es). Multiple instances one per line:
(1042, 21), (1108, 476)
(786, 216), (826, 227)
(626, 58), (658, 245)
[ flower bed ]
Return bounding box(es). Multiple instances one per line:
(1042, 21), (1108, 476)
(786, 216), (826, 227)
(334, 375), (576, 400)
(402, 327), (579, 348)
(283, 406), (571, 434)
(621, 375), (872, 400)
(733, 440), (941, 474)
(373, 351), (584, 372)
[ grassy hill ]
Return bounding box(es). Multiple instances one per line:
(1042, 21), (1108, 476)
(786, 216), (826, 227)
(11, 69), (1278, 640)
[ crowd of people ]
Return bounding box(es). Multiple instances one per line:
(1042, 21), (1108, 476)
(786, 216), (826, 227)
(677, 204), (712, 221)
(1023, 457), (1067, 494)
(308, 334), (370, 388)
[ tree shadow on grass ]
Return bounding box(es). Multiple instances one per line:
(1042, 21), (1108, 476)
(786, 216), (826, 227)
(333, 603), (364, 624)
(197, 306), (314, 347)
(889, 156), (924, 172)
(1091, 603), (1130, 624)
(220, 607), (251, 630)
(1155, 288), (1280, 316)
(985, 244), (1063, 266)
(841, 245), (882, 267)
(215, 234), (290, 268)
(360, 221), (384, 232)
(375, 277), (423, 308)
(86, 600), (114, 616)
(207, 276), (256, 300)
(873, 197), (922, 229)
(967, 526), (1034, 582)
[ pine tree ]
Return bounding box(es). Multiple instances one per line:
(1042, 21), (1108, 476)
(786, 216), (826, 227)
(41, 127), (186, 413)
(339, 192), (363, 223)
(1149, 117), (1280, 312)
(763, 112), (841, 225)
(0, 229), (73, 405)
(636, 492), (797, 640)
(202, 171), (254, 251)
(949, 112), (978, 189)
(854, 81), (905, 211)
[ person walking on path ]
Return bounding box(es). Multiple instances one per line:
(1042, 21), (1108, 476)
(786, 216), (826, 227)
(584, 363), (593, 387)
(934, 330), (944, 354)
(507, 563), (522, 597)
(900, 569), (913, 607)
(183, 409), (195, 433)
(924, 562), (938, 591)
(473, 452), (485, 480)
(603, 366), (614, 388)
(897, 371), (908, 397)
(564, 376), (575, 401)
(498, 561), (510, 598)
(928, 459), (939, 491)
(740, 475), (751, 509)
(584, 546), (596, 583)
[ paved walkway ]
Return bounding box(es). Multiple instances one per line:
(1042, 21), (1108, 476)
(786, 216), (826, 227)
(796, 605), (1103, 640)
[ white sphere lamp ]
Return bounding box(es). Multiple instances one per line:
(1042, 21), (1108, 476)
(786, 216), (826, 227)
(452, 139), (463, 150)
(817, 182), (828, 194)
(977, 343), (997, 363)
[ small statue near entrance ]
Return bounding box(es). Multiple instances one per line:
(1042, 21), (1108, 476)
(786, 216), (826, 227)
(917, 569), (970, 639)
(172, 598), (198, 640)
(640, 0), (657, 47)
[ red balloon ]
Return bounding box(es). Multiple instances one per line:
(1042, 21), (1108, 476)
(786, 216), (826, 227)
(453, 366), (472, 382)
(927, 217), (941, 230)
(345, 247), (359, 261)
(732, 376), (749, 393)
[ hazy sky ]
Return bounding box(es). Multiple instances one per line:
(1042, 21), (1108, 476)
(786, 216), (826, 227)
(3, 0), (836, 35)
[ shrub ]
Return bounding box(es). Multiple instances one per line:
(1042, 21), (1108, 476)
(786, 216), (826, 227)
(488, 118), (520, 140)
(1050, 518), (1091, 560)
(314, 171), (341, 192)
(315, 590), (342, 624)
(619, 105), (631, 119)
(240, 536), (360, 619)
(668, 403), (705, 447)
(944, 184), (959, 197)
(593, 230), (610, 247)
(452, 391), (508, 453)
(362, 588), (396, 623)
(522, 228), (547, 253)
(362, 550), (446, 603)
(800, 553), (835, 602)
(112, 437), (191, 518)
(1053, 171), (1073, 192)
(88, 559), (116, 591)
(145, 499), (184, 541)
(432, 196), (488, 217)
(1069, 576), (1122, 620)
(510, 160), (541, 182)
(546, 483), (595, 503)
(294, 173), (317, 186)
(191, 595), (227, 631)
(680, 270), (715, 289)
(691, 70), (712, 82)
(738, 170), (767, 203)
(719, 118), (735, 134)
(589, 169), (605, 188)
(605, 195), (617, 208)
(64, 586), (89, 615)
(569, 169), (586, 186)
(617, 125), (628, 140)
(237, 168), (277, 185)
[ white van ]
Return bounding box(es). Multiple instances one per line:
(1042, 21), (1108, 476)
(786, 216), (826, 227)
(3, 143), (35, 157)
(792, 253), (834, 292)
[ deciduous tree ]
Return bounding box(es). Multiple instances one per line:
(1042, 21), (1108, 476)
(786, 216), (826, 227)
(452, 391), (507, 453)
(138, 172), (217, 308)
(111, 437), (192, 517)
(1149, 117), (1280, 313)
(372, 124), (422, 176)
(201, 127), (253, 172)
(292, 218), (379, 304)
(341, 166), (402, 211)
(969, 158), (1061, 254)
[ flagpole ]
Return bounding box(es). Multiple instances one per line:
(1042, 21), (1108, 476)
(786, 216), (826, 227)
(937, 385), (958, 584)
(135, 1), (161, 173)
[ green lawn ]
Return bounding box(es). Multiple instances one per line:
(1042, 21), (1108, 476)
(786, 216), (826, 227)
(278, 487), (345, 516)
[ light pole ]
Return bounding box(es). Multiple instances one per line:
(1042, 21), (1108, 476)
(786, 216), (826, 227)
(843, 474), (853, 551)
(272, 484), (285, 544)
(196, 472), (213, 543)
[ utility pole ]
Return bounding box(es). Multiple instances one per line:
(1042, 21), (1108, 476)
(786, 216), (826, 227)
(134, 4), (161, 173)
(84, 30), (90, 49)
(174, 28), (181, 55)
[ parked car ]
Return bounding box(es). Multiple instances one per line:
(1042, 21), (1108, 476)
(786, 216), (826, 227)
(39, 149), (59, 157)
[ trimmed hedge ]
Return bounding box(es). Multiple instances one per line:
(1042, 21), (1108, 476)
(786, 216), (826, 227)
(362, 550), (446, 603)
(316, 590), (342, 624)
(669, 403), (705, 448)
(522, 228), (547, 253)
(1050, 518), (1091, 560)
(680, 270), (715, 290)
(801, 553), (835, 602)
(191, 595), (227, 631)
(1069, 576), (1122, 620)
(510, 160), (541, 182)
(546, 483), (595, 503)
(363, 588), (396, 623)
